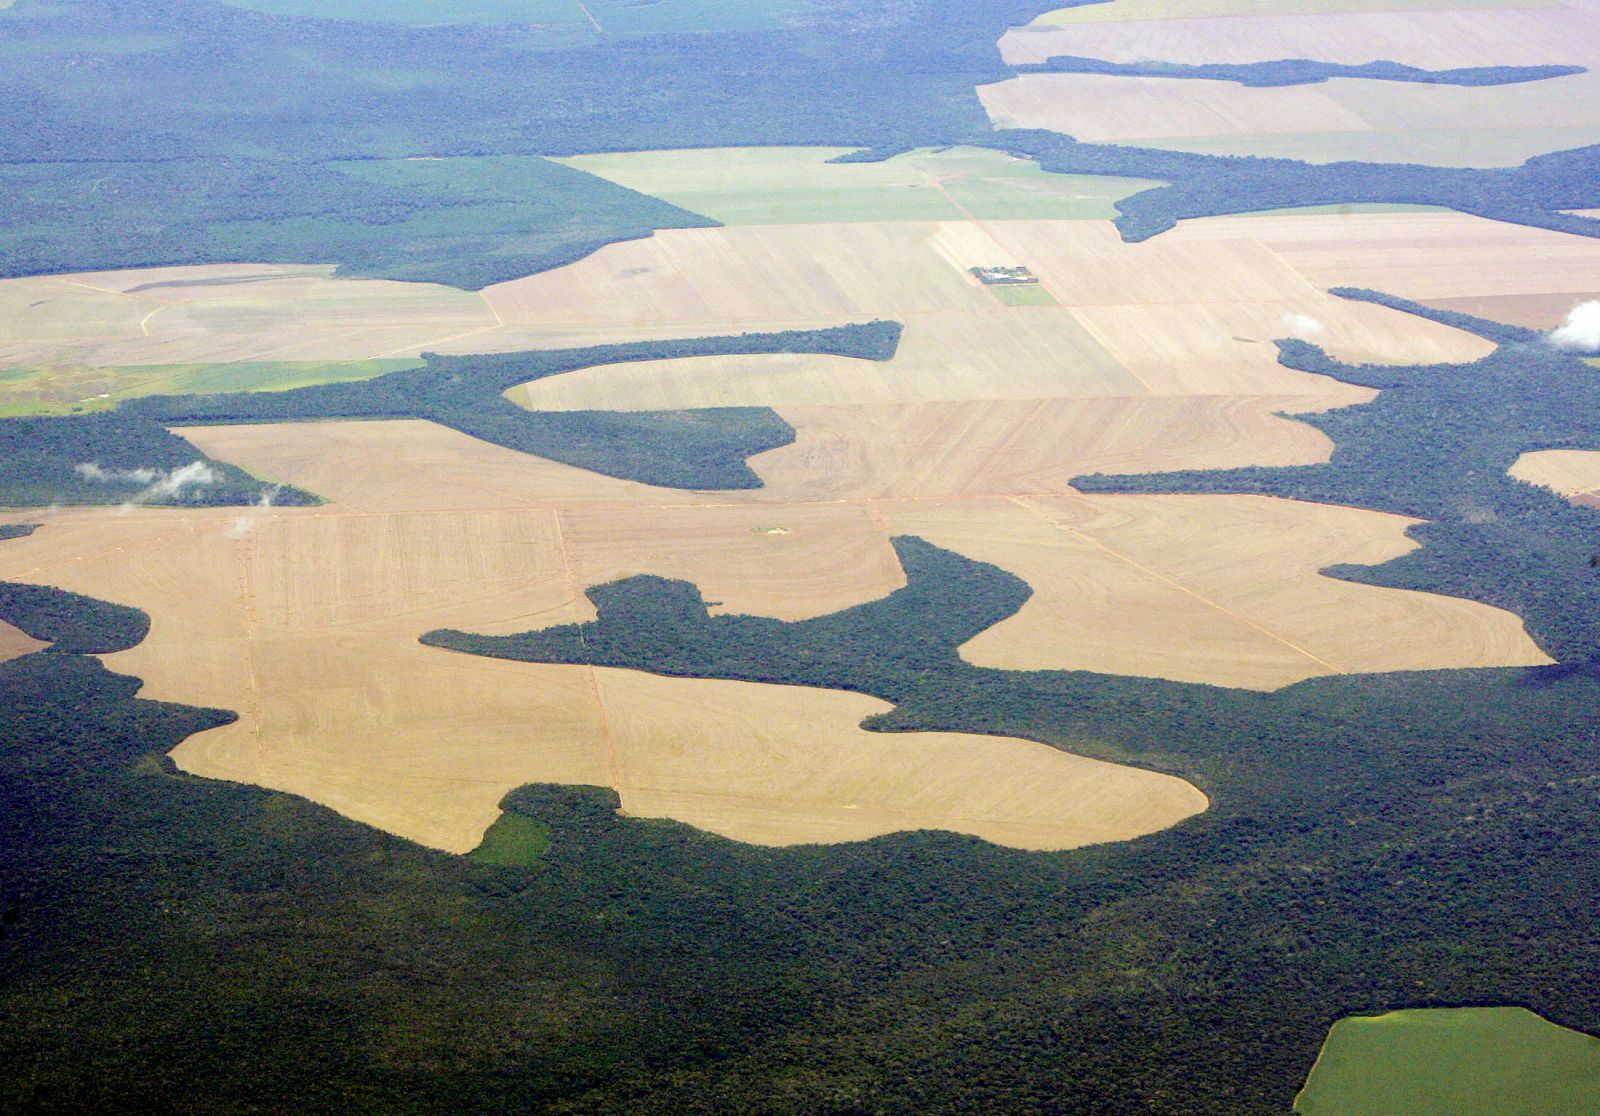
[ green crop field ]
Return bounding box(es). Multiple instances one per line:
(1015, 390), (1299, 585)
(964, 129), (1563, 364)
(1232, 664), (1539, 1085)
(1296, 1008), (1600, 1115)
(468, 812), (552, 867)
(0, 359), (421, 418)
(989, 284), (1059, 306)
(558, 146), (1161, 225)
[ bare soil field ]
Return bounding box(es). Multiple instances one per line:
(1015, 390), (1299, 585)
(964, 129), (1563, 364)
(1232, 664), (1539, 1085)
(1004, 6), (1600, 68)
(0, 619), (44, 662)
(1026, 0), (1543, 23)
(1163, 212), (1600, 306)
(0, 264), (495, 386)
(978, 69), (1600, 167)
(883, 495), (1550, 688)
(0, 411), (1555, 849)
(0, 421), (1206, 852)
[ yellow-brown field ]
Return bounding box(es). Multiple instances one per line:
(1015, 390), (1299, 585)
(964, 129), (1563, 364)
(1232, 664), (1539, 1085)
(1510, 449), (1600, 507)
(0, 397), (1554, 851)
(0, 618), (44, 662)
(1004, 6), (1600, 69)
(0, 263), (495, 373)
(978, 69), (1600, 168)
(0, 420), (1210, 852)
(882, 495), (1550, 688)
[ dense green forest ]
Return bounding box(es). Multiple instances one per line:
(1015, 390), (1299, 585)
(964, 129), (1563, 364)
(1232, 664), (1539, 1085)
(1076, 293), (1600, 660)
(8, 535), (1600, 1113)
(1, 156), (717, 289)
(0, 411), (314, 507)
(1014, 56), (1584, 88)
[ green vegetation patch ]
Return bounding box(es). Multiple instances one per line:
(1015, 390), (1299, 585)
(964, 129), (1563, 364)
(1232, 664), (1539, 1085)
(1, 156), (717, 290)
(1296, 1008), (1600, 1115)
(468, 811), (552, 867)
(558, 146), (1160, 225)
(990, 284), (1059, 306)
(0, 359), (422, 418)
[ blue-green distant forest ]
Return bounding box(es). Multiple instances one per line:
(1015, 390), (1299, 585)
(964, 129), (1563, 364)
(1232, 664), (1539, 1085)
(5, 1), (1600, 1114)
(2, 0), (1598, 286)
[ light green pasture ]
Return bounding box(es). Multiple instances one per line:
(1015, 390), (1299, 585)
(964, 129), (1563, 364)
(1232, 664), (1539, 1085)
(1295, 1007), (1600, 1115)
(0, 359), (420, 417)
(556, 146), (1160, 225)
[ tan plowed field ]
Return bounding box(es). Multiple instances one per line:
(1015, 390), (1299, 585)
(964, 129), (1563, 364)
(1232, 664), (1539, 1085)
(883, 495), (1551, 688)
(594, 670), (1208, 849)
(0, 619), (44, 662)
(1510, 449), (1600, 506)
(1003, 7), (1600, 69)
(0, 409), (1555, 849)
(748, 397), (1349, 502)
(0, 433), (1199, 852)
(0, 263), (495, 375)
(979, 69), (1600, 168)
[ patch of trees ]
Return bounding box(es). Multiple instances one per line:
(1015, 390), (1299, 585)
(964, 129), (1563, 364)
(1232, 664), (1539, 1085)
(1014, 55), (1584, 88)
(1076, 290), (1600, 661)
(0, 411), (313, 508)
(0, 155), (718, 291)
(127, 322), (904, 491)
(0, 581), (149, 655)
(989, 131), (1600, 243)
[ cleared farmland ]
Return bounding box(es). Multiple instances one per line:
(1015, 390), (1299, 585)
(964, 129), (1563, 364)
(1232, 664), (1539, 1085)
(1005, 6), (1600, 68)
(883, 495), (1549, 688)
(1295, 1008), (1600, 1115)
(979, 70), (1600, 168)
(0, 420), (1204, 853)
(0, 618), (43, 662)
(557, 146), (1160, 224)
(1510, 448), (1600, 508)
(1028, 0), (1570, 27)
(0, 264), (494, 388)
(0, 407), (1555, 851)
(1, 194), (1579, 853)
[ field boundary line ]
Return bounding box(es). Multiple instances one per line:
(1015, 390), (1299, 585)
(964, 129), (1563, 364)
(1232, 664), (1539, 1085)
(549, 506), (624, 790)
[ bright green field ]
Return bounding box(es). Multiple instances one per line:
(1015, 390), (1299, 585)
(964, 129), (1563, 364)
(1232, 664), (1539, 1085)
(0, 359), (420, 417)
(1295, 1007), (1600, 1115)
(556, 146), (1161, 225)
(468, 813), (552, 867)
(220, 0), (814, 32)
(990, 284), (1059, 306)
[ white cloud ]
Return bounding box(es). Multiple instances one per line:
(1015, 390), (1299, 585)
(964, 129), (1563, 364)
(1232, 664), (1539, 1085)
(75, 460), (220, 503)
(1282, 312), (1327, 340)
(1549, 300), (1600, 353)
